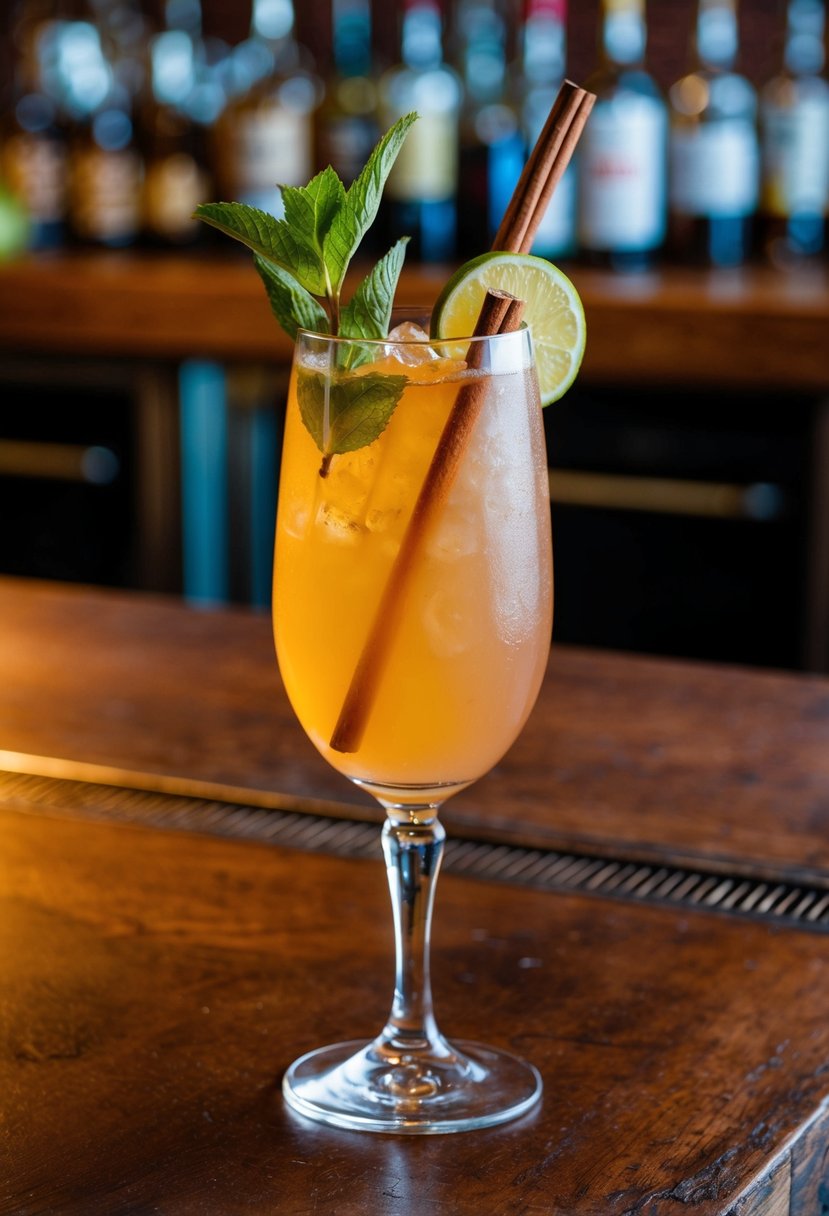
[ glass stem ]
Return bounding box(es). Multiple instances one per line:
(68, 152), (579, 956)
(379, 810), (446, 1054)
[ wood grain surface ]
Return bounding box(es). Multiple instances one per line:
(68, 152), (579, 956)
(1, 578), (828, 883)
(2, 577), (829, 1213)
(2, 803), (828, 1216)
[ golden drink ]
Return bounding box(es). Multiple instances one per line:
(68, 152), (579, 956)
(273, 327), (553, 802)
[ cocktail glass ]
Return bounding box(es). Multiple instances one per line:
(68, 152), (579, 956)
(274, 320), (553, 1133)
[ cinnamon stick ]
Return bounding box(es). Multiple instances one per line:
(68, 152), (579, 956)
(328, 79), (595, 755)
(493, 80), (595, 255)
(329, 290), (523, 755)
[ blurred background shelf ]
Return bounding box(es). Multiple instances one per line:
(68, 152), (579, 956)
(1, 254), (828, 676)
(2, 0), (829, 676)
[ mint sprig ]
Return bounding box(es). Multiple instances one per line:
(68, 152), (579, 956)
(194, 113), (418, 471)
(194, 112), (416, 335)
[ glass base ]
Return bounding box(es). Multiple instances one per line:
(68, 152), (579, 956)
(282, 1036), (542, 1134)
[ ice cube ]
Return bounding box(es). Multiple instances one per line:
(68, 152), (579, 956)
(281, 501), (311, 540)
(384, 322), (440, 366)
(426, 504), (480, 561)
(422, 580), (483, 658)
(316, 501), (364, 543)
(326, 463), (371, 517)
(366, 506), (402, 534)
(387, 321), (432, 343)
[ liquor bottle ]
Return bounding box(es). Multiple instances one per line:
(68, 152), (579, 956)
(577, 0), (668, 271)
(212, 0), (320, 218)
(668, 0), (759, 267)
(454, 0), (523, 257)
(62, 17), (143, 248)
(139, 2), (211, 246)
(760, 0), (829, 263)
(518, 0), (576, 260)
(316, 0), (379, 187)
(0, 0), (69, 249)
(378, 0), (462, 263)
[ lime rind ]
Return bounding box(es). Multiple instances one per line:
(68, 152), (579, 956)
(431, 252), (586, 407)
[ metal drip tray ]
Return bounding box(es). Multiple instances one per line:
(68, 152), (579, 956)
(2, 769), (826, 932)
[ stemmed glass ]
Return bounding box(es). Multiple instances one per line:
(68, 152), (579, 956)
(273, 320), (553, 1133)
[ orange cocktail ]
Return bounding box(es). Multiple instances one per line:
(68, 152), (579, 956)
(195, 86), (591, 1136)
(273, 324), (553, 805)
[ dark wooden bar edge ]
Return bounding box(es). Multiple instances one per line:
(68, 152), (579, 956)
(3, 747), (829, 904)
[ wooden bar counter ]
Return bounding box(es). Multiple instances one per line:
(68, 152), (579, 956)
(1, 252), (829, 390)
(1, 577), (828, 1215)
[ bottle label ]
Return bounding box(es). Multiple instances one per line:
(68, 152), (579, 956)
(69, 147), (141, 242)
(532, 161), (576, 255)
(218, 106), (313, 215)
(671, 121), (759, 216)
(762, 96), (829, 216)
(1, 133), (66, 223)
(143, 152), (209, 239)
(578, 96), (667, 251)
(385, 111), (458, 202)
(604, 0), (645, 12)
(524, 0), (566, 19)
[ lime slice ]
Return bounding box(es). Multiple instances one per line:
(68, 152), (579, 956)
(430, 252), (586, 406)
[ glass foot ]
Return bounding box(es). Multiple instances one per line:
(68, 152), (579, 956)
(282, 1037), (542, 1134)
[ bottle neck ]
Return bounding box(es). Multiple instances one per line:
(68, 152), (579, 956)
(149, 29), (197, 109)
(45, 20), (115, 122)
(600, 0), (647, 69)
(401, 0), (444, 70)
(782, 0), (825, 75)
(456, 1), (507, 104)
(522, 0), (567, 84)
(332, 0), (372, 77)
(250, 0), (295, 42)
(694, 0), (738, 71)
(163, 0), (202, 38)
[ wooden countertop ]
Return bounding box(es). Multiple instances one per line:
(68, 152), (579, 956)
(2, 577), (828, 882)
(1, 577), (828, 1214)
(1, 252), (828, 391)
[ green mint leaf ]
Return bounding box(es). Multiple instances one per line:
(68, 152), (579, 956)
(253, 255), (330, 341)
(297, 368), (407, 460)
(340, 237), (410, 342)
(332, 113), (418, 269)
(194, 202), (328, 296)
(280, 166), (348, 291)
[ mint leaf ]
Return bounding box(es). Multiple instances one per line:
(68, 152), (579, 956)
(297, 368), (407, 462)
(194, 201), (328, 296)
(340, 237), (410, 342)
(280, 166), (348, 292)
(347, 112), (417, 239)
(328, 113), (418, 275)
(253, 255), (330, 341)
